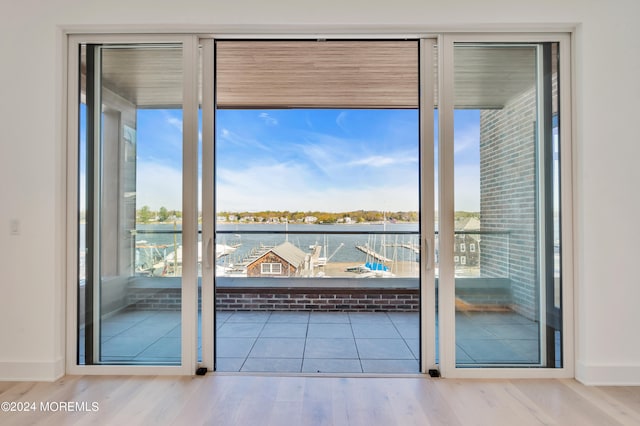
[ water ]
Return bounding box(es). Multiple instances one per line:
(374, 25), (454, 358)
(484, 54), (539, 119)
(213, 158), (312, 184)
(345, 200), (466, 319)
(78, 222), (420, 278)
(136, 222), (419, 266)
(217, 222), (419, 264)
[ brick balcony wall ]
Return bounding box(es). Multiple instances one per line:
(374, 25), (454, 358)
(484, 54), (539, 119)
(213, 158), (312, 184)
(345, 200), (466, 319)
(123, 277), (512, 313)
(216, 288), (419, 312)
(126, 286), (419, 312)
(480, 84), (539, 320)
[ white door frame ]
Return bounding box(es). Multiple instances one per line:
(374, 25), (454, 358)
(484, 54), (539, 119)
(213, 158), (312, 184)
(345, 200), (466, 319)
(65, 34), (200, 375)
(64, 29), (573, 379)
(199, 36), (438, 373)
(420, 38), (437, 373)
(437, 33), (574, 379)
(200, 38), (216, 371)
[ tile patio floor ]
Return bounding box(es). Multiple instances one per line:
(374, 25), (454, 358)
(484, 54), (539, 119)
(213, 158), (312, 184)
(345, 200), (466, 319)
(216, 311), (419, 373)
(93, 309), (543, 372)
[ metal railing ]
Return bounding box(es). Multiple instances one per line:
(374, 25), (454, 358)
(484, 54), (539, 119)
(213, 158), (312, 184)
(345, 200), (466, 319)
(128, 227), (511, 280)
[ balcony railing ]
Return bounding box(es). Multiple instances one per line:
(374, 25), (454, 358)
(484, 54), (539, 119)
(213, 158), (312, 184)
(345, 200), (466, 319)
(131, 228), (511, 281)
(80, 227), (520, 327)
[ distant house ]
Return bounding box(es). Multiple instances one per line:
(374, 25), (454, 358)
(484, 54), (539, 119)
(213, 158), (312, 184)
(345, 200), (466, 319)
(304, 216), (318, 223)
(246, 241), (308, 277)
(454, 234), (480, 267)
(454, 216), (480, 231)
(454, 217), (481, 267)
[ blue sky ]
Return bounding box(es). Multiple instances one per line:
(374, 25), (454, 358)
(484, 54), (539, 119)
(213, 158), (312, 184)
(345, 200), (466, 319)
(81, 106), (481, 212)
(215, 109), (420, 212)
(213, 108), (481, 212)
(451, 109), (481, 211)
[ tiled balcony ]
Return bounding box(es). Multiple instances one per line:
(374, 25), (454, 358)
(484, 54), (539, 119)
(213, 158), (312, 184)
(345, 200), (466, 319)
(90, 309), (542, 372)
(216, 311), (419, 373)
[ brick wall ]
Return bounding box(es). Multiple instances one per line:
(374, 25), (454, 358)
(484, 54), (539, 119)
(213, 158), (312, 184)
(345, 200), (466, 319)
(480, 85), (539, 320)
(127, 286), (419, 312)
(215, 288), (419, 312)
(125, 278), (512, 312)
(127, 287), (188, 311)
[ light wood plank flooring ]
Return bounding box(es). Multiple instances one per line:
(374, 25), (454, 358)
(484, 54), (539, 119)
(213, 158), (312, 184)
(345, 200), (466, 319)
(1, 375), (639, 425)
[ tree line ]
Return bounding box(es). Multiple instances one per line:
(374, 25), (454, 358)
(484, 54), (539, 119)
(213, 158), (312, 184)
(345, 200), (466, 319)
(136, 206), (182, 224)
(135, 208), (419, 224)
(135, 207), (479, 224)
(216, 210), (419, 224)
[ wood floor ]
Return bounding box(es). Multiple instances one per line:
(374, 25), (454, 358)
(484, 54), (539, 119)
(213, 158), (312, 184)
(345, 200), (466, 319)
(1, 375), (639, 425)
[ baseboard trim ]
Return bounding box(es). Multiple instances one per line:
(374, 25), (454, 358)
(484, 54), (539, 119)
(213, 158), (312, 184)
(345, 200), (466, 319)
(576, 361), (640, 386)
(0, 358), (65, 382)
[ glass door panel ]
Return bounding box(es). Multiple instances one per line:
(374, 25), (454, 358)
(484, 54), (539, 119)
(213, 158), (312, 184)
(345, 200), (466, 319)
(452, 43), (562, 367)
(209, 40), (425, 373)
(78, 43), (184, 365)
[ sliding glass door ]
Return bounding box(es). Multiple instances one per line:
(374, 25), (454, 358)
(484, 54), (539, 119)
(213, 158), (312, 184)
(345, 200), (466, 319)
(199, 39), (436, 374)
(438, 35), (571, 376)
(69, 33), (570, 377)
(71, 36), (199, 372)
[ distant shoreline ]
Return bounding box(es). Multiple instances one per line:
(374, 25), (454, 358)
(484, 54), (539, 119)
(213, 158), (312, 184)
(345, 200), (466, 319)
(321, 261), (419, 278)
(135, 220), (420, 226)
(214, 221), (419, 225)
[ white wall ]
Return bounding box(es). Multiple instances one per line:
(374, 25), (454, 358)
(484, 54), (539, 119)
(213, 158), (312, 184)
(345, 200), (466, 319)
(0, 0), (638, 384)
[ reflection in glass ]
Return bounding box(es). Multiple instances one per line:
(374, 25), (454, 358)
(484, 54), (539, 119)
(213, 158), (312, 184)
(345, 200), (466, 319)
(213, 41), (422, 373)
(453, 43), (562, 367)
(79, 44), (184, 365)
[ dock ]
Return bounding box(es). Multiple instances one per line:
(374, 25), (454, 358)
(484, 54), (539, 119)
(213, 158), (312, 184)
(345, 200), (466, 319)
(355, 244), (392, 262)
(386, 242), (420, 254)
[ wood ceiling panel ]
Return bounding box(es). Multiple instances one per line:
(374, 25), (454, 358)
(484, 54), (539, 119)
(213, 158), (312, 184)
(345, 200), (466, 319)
(101, 46), (184, 109)
(454, 45), (537, 109)
(215, 41), (419, 109)
(88, 42), (538, 111)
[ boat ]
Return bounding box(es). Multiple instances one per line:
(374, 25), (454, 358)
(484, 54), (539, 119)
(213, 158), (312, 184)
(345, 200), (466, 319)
(149, 242), (240, 277)
(349, 229), (396, 277)
(346, 261), (395, 277)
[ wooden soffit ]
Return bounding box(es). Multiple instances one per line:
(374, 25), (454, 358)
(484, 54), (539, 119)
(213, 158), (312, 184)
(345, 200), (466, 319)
(215, 40), (419, 109)
(87, 41), (538, 110)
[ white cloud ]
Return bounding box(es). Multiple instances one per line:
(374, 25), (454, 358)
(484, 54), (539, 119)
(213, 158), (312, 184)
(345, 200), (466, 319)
(336, 111), (349, 132)
(218, 127), (270, 151)
(315, 185), (419, 212)
(166, 116), (183, 132)
(216, 162), (419, 212)
(454, 123), (480, 155)
(77, 163), (183, 213)
(296, 132), (418, 179)
(259, 112), (278, 126)
(348, 154), (417, 168)
(453, 164), (480, 211)
(304, 113), (314, 130)
(216, 163), (308, 208)
(349, 155), (395, 167)
(296, 142), (340, 177)
(136, 162), (182, 210)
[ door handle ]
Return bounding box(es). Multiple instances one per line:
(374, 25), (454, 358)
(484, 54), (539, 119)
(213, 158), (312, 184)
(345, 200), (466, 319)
(425, 237), (433, 270)
(205, 237), (213, 269)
